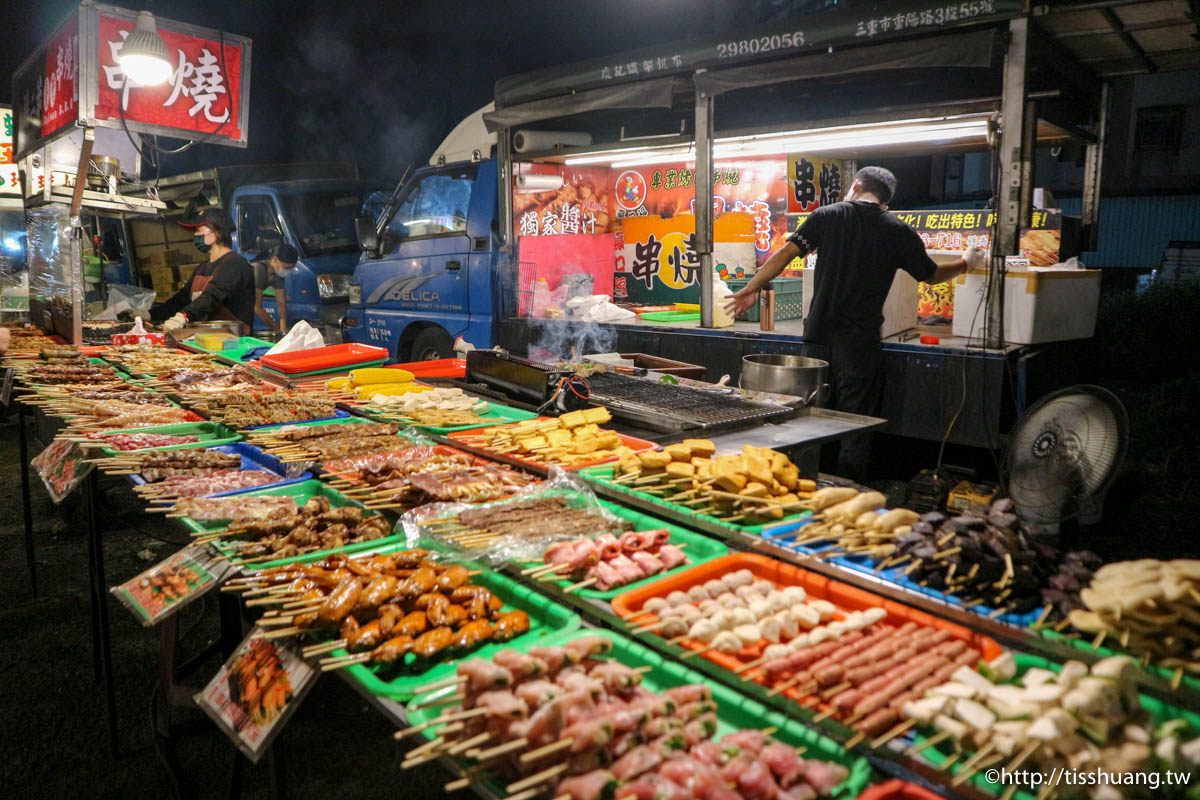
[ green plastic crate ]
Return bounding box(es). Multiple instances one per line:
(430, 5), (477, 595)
(515, 498), (729, 601)
(335, 566), (582, 701)
(726, 277), (804, 323)
(185, 335), (276, 362)
(405, 628), (873, 798)
(1040, 628), (1200, 696)
(578, 464), (813, 538)
(914, 651), (1200, 800)
(181, 479), (403, 569)
(97, 421), (241, 456)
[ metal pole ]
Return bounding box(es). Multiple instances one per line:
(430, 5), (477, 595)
(1020, 99), (1037, 229)
(695, 77), (714, 329)
(989, 17), (1030, 350)
(497, 128), (514, 255)
(1081, 81), (1109, 252)
(68, 128), (94, 345)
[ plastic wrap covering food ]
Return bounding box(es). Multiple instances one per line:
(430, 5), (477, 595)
(401, 467), (620, 564)
(26, 206), (74, 309)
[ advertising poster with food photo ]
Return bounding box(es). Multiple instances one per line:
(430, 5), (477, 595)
(514, 165), (614, 238)
(112, 543), (235, 626)
(196, 628), (316, 762)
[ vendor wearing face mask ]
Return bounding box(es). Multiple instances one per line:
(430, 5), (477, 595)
(151, 208), (255, 333)
(252, 244), (297, 332)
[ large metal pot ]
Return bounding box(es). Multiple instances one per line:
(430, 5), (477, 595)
(740, 354), (829, 406)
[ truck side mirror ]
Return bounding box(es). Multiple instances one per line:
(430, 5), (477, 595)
(355, 216), (379, 255)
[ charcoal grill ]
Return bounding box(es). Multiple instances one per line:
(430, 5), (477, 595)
(583, 371), (797, 432)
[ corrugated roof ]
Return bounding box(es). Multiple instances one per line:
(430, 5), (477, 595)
(1034, 0), (1200, 77)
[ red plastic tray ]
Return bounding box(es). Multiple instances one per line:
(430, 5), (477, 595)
(448, 418), (657, 471)
(611, 553), (1003, 716)
(259, 343), (388, 374)
(387, 358), (466, 379)
(855, 779), (946, 800)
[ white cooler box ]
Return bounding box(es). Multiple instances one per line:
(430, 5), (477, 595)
(952, 268), (1101, 344)
(801, 267), (918, 340)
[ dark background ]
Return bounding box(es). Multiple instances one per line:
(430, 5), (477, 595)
(0, 0), (826, 182)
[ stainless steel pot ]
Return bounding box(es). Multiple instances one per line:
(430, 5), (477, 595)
(740, 354), (829, 406)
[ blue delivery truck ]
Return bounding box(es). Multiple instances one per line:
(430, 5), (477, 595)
(342, 110), (504, 360)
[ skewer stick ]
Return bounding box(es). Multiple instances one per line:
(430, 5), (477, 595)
(394, 706), (487, 739)
(518, 736), (575, 763)
(445, 731), (493, 757)
(1006, 740), (1039, 772)
(302, 640), (347, 658)
(736, 655), (770, 676)
(812, 708), (837, 724)
(469, 737), (529, 761)
(906, 730), (952, 756)
(679, 645), (715, 660)
(844, 731), (867, 749)
(412, 674), (465, 696)
(564, 577), (597, 594)
(505, 764), (568, 795)
(951, 742), (997, 785)
(871, 719), (915, 749)
(820, 681), (852, 700)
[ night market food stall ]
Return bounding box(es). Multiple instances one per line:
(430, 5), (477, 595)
(7, 2), (1200, 800)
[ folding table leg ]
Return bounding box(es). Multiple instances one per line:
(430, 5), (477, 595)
(17, 403), (37, 597)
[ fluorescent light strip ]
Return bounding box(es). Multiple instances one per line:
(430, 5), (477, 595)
(563, 115), (991, 167)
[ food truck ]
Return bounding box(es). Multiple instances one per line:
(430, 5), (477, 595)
(345, 0), (1113, 449)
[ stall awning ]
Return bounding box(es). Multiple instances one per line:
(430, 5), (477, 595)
(693, 28), (998, 97)
(482, 77), (680, 133)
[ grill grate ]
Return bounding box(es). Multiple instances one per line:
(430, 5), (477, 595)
(584, 372), (794, 430)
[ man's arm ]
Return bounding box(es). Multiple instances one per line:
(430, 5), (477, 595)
(276, 293), (288, 330)
(149, 278), (191, 322)
(927, 246), (986, 285)
(253, 289), (278, 330)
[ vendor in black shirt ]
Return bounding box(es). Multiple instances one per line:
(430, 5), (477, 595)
(152, 208), (255, 334)
(726, 166), (984, 480)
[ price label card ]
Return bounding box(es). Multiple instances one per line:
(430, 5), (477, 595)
(111, 543), (236, 626)
(31, 438), (95, 503)
(195, 627), (317, 763)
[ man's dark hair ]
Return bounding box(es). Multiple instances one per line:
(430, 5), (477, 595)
(853, 166), (897, 205)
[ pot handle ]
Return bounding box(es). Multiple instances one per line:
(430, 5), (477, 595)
(805, 382), (831, 407)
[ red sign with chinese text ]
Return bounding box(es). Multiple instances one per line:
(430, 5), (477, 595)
(94, 13), (243, 142)
(41, 14), (80, 138)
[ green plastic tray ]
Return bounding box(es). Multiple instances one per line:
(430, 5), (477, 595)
(915, 652), (1200, 800)
(183, 479), (404, 569)
(517, 499), (729, 601)
(185, 335), (275, 362)
(257, 358), (388, 379)
(1039, 628), (1200, 696)
(363, 400), (538, 435)
(97, 421), (241, 456)
(640, 310), (701, 322)
(406, 628), (872, 798)
(334, 567), (581, 701)
(579, 464), (813, 537)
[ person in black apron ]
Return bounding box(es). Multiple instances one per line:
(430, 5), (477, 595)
(152, 208), (255, 334)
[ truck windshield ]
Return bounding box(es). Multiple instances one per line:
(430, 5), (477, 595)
(278, 190), (374, 257)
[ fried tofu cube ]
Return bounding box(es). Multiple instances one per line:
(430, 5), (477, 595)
(778, 466), (799, 490)
(618, 454), (640, 475)
(741, 481), (770, 498)
(639, 450), (673, 470)
(744, 453), (774, 486)
(665, 443), (693, 462)
(694, 460), (713, 477)
(714, 472), (747, 493)
(545, 429), (573, 445)
(597, 431), (621, 450)
(666, 462), (695, 479)
(770, 480), (789, 496)
(517, 436), (548, 453)
(683, 438), (716, 458)
(583, 407), (611, 424)
(574, 438), (599, 455)
(559, 410), (588, 428)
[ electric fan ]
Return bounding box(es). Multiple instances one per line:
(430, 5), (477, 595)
(1004, 385), (1128, 533)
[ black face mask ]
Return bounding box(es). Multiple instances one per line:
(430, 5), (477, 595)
(194, 233), (213, 253)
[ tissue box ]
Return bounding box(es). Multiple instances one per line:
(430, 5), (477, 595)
(111, 332), (166, 346)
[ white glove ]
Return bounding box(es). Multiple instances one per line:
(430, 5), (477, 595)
(963, 246), (987, 270)
(160, 312), (188, 332)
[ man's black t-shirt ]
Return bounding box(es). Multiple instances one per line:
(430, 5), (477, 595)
(788, 200), (936, 348)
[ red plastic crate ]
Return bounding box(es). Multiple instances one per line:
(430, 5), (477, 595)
(856, 779), (947, 800)
(388, 358), (467, 379)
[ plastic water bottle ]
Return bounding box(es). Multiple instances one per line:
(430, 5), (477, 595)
(531, 277), (551, 317)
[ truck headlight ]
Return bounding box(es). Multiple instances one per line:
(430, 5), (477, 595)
(317, 274), (351, 300)
(349, 283), (362, 304)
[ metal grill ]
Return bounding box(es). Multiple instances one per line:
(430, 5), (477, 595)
(584, 372), (795, 432)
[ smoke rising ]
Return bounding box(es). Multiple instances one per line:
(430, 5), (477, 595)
(528, 318), (616, 364)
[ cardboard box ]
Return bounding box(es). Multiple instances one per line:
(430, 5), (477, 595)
(177, 263), (199, 285)
(150, 265), (178, 300)
(800, 267), (918, 339)
(130, 218), (196, 246)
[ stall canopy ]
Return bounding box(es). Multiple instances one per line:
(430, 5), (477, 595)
(483, 77), (681, 133)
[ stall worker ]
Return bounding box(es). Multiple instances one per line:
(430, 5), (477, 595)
(726, 166), (985, 480)
(152, 208), (255, 334)
(252, 244), (296, 332)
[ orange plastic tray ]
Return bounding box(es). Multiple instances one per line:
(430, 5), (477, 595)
(388, 358), (467, 379)
(611, 553), (1004, 715)
(259, 343), (388, 374)
(855, 780), (946, 800)
(447, 418), (658, 471)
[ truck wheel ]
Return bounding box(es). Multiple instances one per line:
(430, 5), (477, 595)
(409, 327), (454, 361)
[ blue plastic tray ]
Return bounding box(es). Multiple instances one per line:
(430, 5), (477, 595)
(128, 442), (312, 495)
(758, 515), (1044, 628)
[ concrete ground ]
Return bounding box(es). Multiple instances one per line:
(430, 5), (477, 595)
(0, 410), (464, 800)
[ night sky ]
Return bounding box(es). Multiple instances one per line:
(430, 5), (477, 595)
(0, 0), (810, 181)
